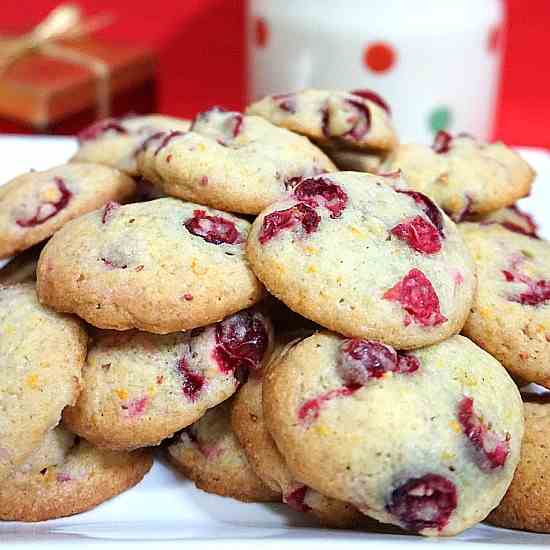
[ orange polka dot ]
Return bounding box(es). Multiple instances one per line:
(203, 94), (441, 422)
(363, 42), (396, 73)
(488, 25), (501, 53)
(255, 17), (269, 49)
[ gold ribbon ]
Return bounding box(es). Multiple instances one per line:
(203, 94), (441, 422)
(0, 4), (115, 120)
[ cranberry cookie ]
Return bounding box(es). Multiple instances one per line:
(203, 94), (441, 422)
(460, 223), (550, 386)
(381, 132), (534, 221)
(467, 205), (539, 238)
(37, 198), (264, 333)
(0, 163), (136, 259)
(0, 427), (153, 522)
(247, 89), (397, 152)
(167, 399), (279, 503)
(73, 114), (191, 175)
(263, 332), (523, 536)
(136, 107), (336, 215)
(0, 284), (86, 481)
(488, 399), (550, 533)
(64, 308), (273, 450)
(247, 172), (476, 349)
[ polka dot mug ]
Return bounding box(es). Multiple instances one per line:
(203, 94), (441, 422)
(247, 0), (504, 143)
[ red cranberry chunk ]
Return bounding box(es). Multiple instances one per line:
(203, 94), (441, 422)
(284, 485), (312, 513)
(432, 131), (453, 154)
(272, 93), (297, 114)
(177, 357), (205, 401)
(322, 99), (371, 141)
(154, 130), (185, 156)
(77, 118), (127, 143)
(214, 310), (269, 374)
(184, 209), (243, 245)
(386, 474), (457, 532)
(351, 89), (391, 115)
(16, 177), (73, 228)
(259, 203), (320, 244)
(391, 216), (442, 254)
(293, 177), (348, 218)
(502, 267), (550, 306)
(458, 397), (509, 470)
(383, 269), (447, 327)
(338, 339), (419, 386)
(396, 190), (445, 238)
(192, 107), (244, 144)
(505, 206), (539, 238)
(298, 385), (360, 425)
(101, 201), (120, 224)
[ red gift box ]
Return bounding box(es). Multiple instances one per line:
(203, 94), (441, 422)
(0, 6), (156, 135)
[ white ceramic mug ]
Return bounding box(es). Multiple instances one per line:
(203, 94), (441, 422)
(247, 0), (504, 143)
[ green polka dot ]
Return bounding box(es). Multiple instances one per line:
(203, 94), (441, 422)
(429, 107), (452, 132)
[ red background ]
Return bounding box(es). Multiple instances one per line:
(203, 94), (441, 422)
(2, 0), (549, 147)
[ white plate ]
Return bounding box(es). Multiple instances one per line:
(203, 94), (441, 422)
(1, 136), (549, 549)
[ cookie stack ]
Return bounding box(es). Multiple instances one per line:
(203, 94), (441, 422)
(0, 91), (545, 536)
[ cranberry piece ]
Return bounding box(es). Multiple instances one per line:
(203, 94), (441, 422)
(396, 190), (444, 238)
(213, 310), (269, 374)
(391, 216), (442, 254)
(259, 203), (320, 244)
(284, 485), (312, 513)
(184, 209), (243, 245)
(298, 384), (360, 425)
(432, 131), (453, 154)
(122, 396), (149, 418)
(133, 131), (165, 158)
(351, 89), (391, 115)
(16, 177), (73, 228)
(386, 474), (457, 532)
(292, 177), (348, 218)
(322, 99), (371, 141)
(177, 357), (205, 401)
(272, 93), (297, 114)
(502, 267), (550, 306)
(383, 269), (447, 327)
(192, 107), (244, 145)
(101, 201), (120, 224)
(450, 195), (474, 223)
(458, 397), (510, 470)
(338, 339), (419, 386)
(503, 206), (539, 238)
(77, 118), (127, 143)
(154, 130), (185, 156)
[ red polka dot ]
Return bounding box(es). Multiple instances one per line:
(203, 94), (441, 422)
(488, 25), (501, 53)
(363, 42), (396, 73)
(255, 17), (269, 48)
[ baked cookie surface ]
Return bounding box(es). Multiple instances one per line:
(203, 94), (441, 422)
(63, 308), (274, 450)
(0, 284), (86, 481)
(137, 107), (336, 215)
(460, 223), (550, 386)
(0, 163), (136, 259)
(263, 332), (523, 536)
(382, 132), (534, 220)
(247, 89), (397, 152)
(247, 172), (476, 349)
(37, 198), (264, 333)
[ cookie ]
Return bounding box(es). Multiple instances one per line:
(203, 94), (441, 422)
(247, 172), (476, 349)
(324, 148), (384, 173)
(36, 198), (264, 333)
(0, 163), (136, 259)
(136, 107), (336, 215)
(247, 89), (397, 152)
(466, 205), (539, 238)
(381, 131), (534, 221)
(231, 343), (363, 528)
(263, 332), (524, 536)
(460, 223), (550, 386)
(0, 430), (153, 522)
(167, 399), (280, 503)
(488, 399), (550, 533)
(63, 308), (274, 450)
(0, 245), (41, 285)
(0, 284), (86, 481)
(73, 114), (191, 175)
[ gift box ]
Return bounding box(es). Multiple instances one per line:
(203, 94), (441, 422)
(0, 6), (156, 135)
